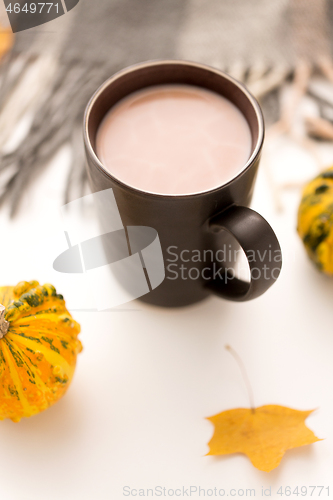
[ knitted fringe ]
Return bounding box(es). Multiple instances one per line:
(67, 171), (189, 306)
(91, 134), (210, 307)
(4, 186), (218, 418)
(0, 55), (110, 215)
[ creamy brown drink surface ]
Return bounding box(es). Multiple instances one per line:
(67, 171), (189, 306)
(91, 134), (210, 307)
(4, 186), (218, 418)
(97, 85), (252, 195)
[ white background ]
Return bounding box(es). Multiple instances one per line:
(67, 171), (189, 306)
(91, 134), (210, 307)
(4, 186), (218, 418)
(0, 131), (333, 500)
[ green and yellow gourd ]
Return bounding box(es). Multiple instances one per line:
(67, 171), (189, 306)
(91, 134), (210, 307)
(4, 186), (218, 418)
(297, 166), (333, 275)
(0, 281), (82, 422)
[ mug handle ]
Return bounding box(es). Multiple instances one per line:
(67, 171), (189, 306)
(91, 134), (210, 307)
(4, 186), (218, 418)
(206, 205), (282, 301)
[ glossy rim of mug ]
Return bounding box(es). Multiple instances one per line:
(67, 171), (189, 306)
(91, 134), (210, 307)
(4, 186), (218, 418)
(84, 59), (265, 198)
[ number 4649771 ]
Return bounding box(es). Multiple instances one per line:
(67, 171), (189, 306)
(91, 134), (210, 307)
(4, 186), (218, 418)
(277, 486), (329, 496)
(6, 3), (59, 14)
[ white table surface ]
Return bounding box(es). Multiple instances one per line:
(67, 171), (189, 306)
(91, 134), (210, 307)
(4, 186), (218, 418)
(0, 134), (333, 500)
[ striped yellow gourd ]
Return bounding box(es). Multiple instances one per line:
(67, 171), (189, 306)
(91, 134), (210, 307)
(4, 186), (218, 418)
(0, 281), (82, 422)
(297, 166), (333, 275)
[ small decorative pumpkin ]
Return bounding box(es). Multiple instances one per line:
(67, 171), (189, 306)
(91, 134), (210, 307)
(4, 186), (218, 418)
(297, 166), (333, 275)
(0, 281), (82, 422)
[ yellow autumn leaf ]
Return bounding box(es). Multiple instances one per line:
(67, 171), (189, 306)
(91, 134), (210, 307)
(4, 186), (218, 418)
(0, 23), (14, 61)
(206, 405), (321, 472)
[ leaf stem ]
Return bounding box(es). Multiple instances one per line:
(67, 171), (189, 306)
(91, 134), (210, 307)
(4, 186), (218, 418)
(225, 345), (255, 413)
(0, 304), (9, 339)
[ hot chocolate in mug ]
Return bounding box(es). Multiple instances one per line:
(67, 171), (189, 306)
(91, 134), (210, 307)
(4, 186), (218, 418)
(84, 60), (282, 307)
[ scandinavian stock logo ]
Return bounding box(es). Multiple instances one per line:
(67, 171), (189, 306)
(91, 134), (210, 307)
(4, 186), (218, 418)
(53, 189), (165, 310)
(3, 0), (80, 33)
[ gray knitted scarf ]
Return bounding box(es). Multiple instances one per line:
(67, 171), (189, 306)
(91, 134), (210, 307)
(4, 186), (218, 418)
(0, 0), (332, 215)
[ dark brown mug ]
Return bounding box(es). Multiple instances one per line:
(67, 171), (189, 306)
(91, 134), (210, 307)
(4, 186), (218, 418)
(84, 60), (282, 307)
